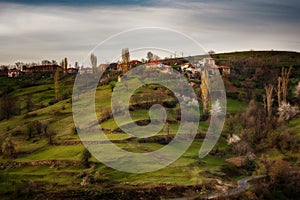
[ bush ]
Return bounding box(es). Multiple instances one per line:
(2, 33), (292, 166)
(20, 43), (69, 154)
(61, 92), (71, 100)
(0, 96), (20, 120)
(220, 165), (241, 178)
(227, 91), (239, 99)
(162, 100), (177, 108)
(48, 100), (57, 105)
(2, 137), (16, 158)
(81, 148), (91, 168)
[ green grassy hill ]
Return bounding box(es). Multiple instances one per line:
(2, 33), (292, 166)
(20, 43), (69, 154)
(0, 50), (299, 199)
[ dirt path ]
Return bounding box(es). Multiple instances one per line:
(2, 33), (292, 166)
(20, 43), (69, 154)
(168, 175), (266, 200)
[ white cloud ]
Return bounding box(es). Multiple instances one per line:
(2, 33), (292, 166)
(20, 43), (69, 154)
(0, 1), (299, 65)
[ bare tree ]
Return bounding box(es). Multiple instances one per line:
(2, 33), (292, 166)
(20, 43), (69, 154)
(277, 67), (292, 105)
(121, 48), (130, 72)
(200, 69), (210, 120)
(75, 61), (78, 69)
(264, 84), (274, 121)
(62, 57), (68, 76)
(26, 94), (33, 112)
(54, 67), (60, 101)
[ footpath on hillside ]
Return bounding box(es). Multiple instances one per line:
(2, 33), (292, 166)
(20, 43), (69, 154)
(169, 175), (266, 200)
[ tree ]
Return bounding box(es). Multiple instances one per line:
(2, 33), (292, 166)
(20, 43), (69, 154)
(34, 120), (43, 138)
(146, 51), (154, 62)
(0, 96), (19, 120)
(73, 125), (78, 135)
(90, 53), (97, 73)
(48, 130), (56, 145)
(43, 123), (48, 137)
(75, 61), (79, 69)
(240, 100), (268, 148)
(277, 102), (299, 121)
(264, 84), (274, 121)
(243, 154), (256, 174)
(153, 54), (160, 60)
(27, 122), (34, 139)
(200, 185), (207, 198)
(54, 67), (60, 101)
(25, 94), (33, 112)
(62, 57), (68, 75)
(208, 50), (215, 55)
(200, 69), (210, 120)
(224, 114), (239, 137)
(109, 81), (116, 92)
(81, 148), (92, 168)
(277, 67), (292, 105)
(120, 48), (130, 72)
(2, 137), (16, 158)
(269, 159), (289, 186)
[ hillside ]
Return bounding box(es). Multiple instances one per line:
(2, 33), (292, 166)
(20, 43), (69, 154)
(0, 51), (299, 199)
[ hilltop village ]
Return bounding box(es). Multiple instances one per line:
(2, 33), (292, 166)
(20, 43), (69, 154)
(0, 50), (230, 83)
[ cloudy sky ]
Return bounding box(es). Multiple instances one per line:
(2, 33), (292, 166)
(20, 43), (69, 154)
(0, 0), (299, 65)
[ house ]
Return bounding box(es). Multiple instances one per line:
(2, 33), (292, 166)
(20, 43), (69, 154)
(99, 64), (109, 71)
(148, 60), (160, 65)
(218, 65), (231, 74)
(79, 67), (93, 74)
(160, 65), (173, 74)
(22, 64), (62, 73)
(198, 57), (230, 75)
(67, 67), (78, 74)
(181, 62), (194, 72)
(107, 63), (118, 71)
(210, 65), (231, 75)
(130, 60), (142, 66)
(8, 69), (22, 77)
(118, 60), (142, 72)
(199, 57), (216, 67)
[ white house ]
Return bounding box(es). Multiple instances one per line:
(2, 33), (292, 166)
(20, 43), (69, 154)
(8, 69), (22, 77)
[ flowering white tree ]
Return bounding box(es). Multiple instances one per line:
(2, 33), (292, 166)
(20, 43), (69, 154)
(210, 99), (222, 116)
(278, 102), (299, 121)
(294, 81), (300, 98)
(227, 134), (241, 145)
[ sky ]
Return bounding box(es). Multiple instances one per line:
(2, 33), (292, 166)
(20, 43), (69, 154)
(0, 0), (299, 65)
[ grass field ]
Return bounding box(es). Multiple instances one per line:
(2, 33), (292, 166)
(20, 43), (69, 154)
(0, 57), (299, 199)
(0, 75), (244, 196)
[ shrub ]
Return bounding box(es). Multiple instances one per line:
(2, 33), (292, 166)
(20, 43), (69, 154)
(81, 148), (91, 168)
(2, 137), (16, 158)
(162, 100), (177, 108)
